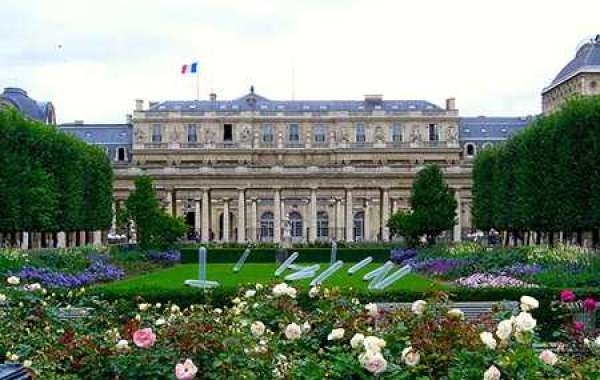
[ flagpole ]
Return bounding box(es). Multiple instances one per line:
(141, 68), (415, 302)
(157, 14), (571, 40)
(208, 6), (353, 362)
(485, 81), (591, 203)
(196, 70), (200, 100)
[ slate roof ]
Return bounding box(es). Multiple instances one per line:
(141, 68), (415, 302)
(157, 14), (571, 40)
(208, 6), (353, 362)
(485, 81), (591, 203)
(147, 90), (446, 113)
(543, 35), (600, 93)
(59, 123), (132, 145)
(0, 87), (55, 123)
(459, 116), (533, 141)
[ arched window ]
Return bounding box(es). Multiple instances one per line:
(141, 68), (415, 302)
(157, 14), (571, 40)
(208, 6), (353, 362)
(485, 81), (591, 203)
(289, 211), (303, 239)
(117, 147), (126, 161)
(317, 211), (329, 239)
(353, 211), (365, 241)
(465, 143), (476, 156)
(260, 212), (274, 242)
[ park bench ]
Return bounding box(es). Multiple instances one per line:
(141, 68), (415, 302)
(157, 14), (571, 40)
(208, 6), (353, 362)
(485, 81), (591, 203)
(377, 301), (520, 322)
(0, 364), (30, 380)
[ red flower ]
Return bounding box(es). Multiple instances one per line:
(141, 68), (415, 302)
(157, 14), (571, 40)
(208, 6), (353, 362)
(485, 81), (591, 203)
(560, 289), (576, 303)
(583, 297), (597, 312)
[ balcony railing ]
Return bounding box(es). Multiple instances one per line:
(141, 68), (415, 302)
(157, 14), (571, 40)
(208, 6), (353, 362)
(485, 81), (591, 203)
(143, 143), (168, 149)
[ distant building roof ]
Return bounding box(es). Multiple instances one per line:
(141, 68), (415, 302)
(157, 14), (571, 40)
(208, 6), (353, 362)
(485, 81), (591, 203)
(146, 89), (446, 113)
(543, 35), (600, 94)
(459, 116), (533, 141)
(59, 122), (132, 145)
(0, 87), (56, 124)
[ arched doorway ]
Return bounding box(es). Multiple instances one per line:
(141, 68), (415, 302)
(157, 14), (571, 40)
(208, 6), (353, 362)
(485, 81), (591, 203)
(353, 211), (365, 241)
(289, 211), (303, 241)
(259, 212), (274, 242)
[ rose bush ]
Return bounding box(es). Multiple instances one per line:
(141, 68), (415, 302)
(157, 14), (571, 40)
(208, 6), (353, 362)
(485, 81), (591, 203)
(0, 280), (600, 379)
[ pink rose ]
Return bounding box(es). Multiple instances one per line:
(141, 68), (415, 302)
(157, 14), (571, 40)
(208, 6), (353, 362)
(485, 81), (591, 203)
(574, 321), (584, 332)
(583, 297), (597, 312)
(133, 328), (156, 348)
(175, 359), (198, 380)
(560, 290), (576, 303)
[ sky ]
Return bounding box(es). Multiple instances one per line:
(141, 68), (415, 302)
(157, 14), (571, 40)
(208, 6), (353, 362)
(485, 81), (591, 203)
(1, 0), (600, 123)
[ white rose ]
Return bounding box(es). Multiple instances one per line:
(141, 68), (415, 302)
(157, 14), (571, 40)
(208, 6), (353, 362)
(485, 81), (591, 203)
(302, 321), (311, 332)
(171, 304), (180, 314)
(284, 323), (302, 340)
(273, 283), (296, 298)
(411, 300), (427, 315)
(328, 328), (345, 341)
(255, 283), (263, 290)
(365, 303), (378, 317)
(245, 290), (256, 298)
(350, 333), (365, 349)
(23, 360), (32, 368)
(484, 365), (501, 380)
(0, 294), (6, 303)
(514, 312), (536, 333)
(358, 350), (387, 374)
(520, 296), (539, 312)
(308, 286), (319, 298)
(116, 339), (129, 351)
(155, 318), (167, 326)
(138, 303), (151, 311)
(7, 276), (20, 285)
(232, 297), (241, 304)
(286, 287), (297, 298)
(251, 321), (266, 337)
(401, 346), (420, 367)
(363, 336), (386, 353)
(480, 331), (497, 350)
(595, 336), (600, 347)
(496, 319), (513, 341)
(539, 349), (558, 366)
(155, 303), (162, 309)
(447, 308), (464, 320)
(213, 308), (222, 314)
(7, 353), (19, 361)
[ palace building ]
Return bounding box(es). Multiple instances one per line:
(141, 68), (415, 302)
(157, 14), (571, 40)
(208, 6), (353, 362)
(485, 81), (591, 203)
(7, 35), (599, 245)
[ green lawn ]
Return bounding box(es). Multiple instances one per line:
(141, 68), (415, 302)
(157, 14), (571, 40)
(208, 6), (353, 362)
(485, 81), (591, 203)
(95, 263), (442, 302)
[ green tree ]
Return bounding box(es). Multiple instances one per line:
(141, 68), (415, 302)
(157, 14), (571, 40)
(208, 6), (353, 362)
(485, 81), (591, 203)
(388, 164), (457, 246)
(123, 176), (186, 249)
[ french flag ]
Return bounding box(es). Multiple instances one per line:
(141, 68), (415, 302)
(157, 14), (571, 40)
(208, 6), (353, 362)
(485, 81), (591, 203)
(181, 62), (198, 74)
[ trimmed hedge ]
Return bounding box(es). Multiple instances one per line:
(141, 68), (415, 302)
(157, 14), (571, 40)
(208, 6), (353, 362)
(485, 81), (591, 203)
(180, 247), (392, 264)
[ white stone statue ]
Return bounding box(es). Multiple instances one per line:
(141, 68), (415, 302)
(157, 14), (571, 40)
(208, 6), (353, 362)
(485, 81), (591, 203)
(446, 126), (457, 144)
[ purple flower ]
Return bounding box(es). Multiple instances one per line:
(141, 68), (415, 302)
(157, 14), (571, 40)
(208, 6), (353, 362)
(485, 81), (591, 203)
(390, 248), (418, 265)
(496, 263), (544, 277)
(454, 273), (535, 288)
(411, 259), (465, 276)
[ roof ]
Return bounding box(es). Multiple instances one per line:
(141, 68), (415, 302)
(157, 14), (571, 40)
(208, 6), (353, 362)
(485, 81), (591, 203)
(146, 90), (446, 113)
(59, 123), (132, 145)
(543, 35), (600, 94)
(459, 116), (533, 141)
(0, 87), (55, 123)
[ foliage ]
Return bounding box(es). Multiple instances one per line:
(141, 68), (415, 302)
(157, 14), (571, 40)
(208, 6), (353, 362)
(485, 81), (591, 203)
(121, 176), (187, 250)
(0, 109), (113, 234)
(388, 165), (456, 246)
(472, 96), (600, 244)
(0, 282), (599, 379)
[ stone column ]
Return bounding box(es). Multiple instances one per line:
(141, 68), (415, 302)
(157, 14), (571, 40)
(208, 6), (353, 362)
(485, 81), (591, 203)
(223, 198), (230, 243)
(111, 201), (117, 234)
(57, 232), (66, 248)
(381, 188), (390, 241)
(194, 199), (201, 235)
(165, 190), (174, 216)
(336, 198), (343, 241)
(453, 190), (462, 242)
(274, 188), (281, 243)
(237, 189), (246, 243)
(345, 188), (354, 242)
(364, 200), (370, 241)
(309, 188), (317, 242)
(201, 189), (210, 242)
(79, 231), (86, 246)
(250, 198), (258, 241)
(93, 231), (102, 246)
(21, 232), (29, 250)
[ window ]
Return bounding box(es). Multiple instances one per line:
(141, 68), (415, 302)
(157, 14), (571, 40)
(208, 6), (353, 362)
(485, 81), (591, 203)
(317, 211), (329, 239)
(288, 123), (300, 142)
(391, 124), (402, 143)
(260, 212), (274, 241)
(356, 124), (366, 143)
(117, 147), (126, 161)
(428, 124), (439, 141)
(223, 124), (233, 141)
(152, 124), (162, 143)
(289, 211), (303, 239)
(466, 143), (476, 156)
(187, 124), (198, 142)
(262, 124), (273, 143)
(353, 211), (365, 241)
(313, 124), (326, 143)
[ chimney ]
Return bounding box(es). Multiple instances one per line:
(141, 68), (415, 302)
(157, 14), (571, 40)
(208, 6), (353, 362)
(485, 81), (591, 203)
(210, 93), (217, 102)
(446, 97), (456, 111)
(364, 94), (383, 104)
(135, 99), (144, 111)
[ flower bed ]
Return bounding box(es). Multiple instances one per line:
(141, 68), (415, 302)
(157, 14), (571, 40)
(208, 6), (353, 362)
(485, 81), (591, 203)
(1, 279), (600, 379)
